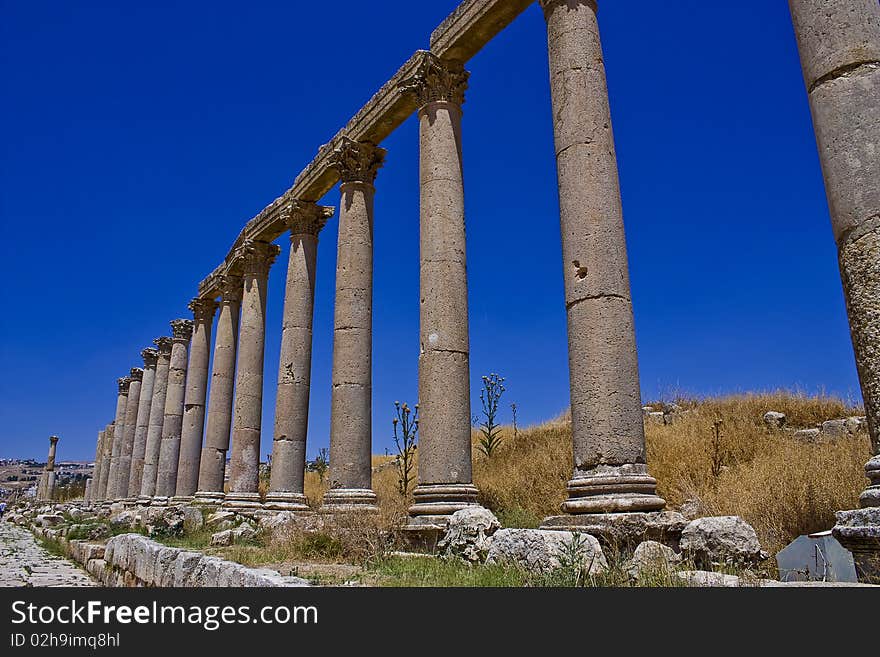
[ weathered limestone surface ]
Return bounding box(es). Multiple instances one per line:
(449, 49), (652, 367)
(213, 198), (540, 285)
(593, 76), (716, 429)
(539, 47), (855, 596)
(224, 241), (280, 509)
(430, 0), (535, 63)
(267, 202), (333, 511)
(114, 368), (143, 500)
(175, 298), (218, 501)
(39, 436), (59, 501)
(128, 349), (158, 498)
(196, 275), (242, 504)
(91, 430), (106, 502)
(83, 478), (92, 504)
(539, 0), (664, 517)
(789, 0), (880, 459)
(403, 54), (481, 528)
(154, 320), (193, 504)
(105, 378), (130, 501)
(323, 139), (385, 511)
(140, 337), (172, 502)
(96, 422), (115, 502)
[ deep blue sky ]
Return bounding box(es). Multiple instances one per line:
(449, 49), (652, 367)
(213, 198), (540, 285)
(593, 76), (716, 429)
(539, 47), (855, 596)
(0, 1), (861, 461)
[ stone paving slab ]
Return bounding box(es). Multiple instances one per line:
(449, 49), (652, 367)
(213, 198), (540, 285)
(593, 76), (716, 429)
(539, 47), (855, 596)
(0, 521), (97, 587)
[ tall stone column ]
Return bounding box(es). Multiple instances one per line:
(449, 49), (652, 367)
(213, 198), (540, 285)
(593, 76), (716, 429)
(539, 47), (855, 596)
(195, 275), (242, 505)
(113, 368), (143, 502)
(84, 478), (92, 504)
(223, 240), (280, 510)
(789, 0), (880, 584)
(539, 0), (665, 530)
(173, 298), (218, 503)
(153, 320), (193, 505)
(128, 349), (158, 499)
(40, 435), (59, 501)
(139, 337), (173, 502)
(399, 54), (482, 529)
(91, 429), (106, 502)
(105, 377), (130, 502)
(321, 139), (385, 512)
(267, 202), (334, 511)
(97, 421), (115, 502)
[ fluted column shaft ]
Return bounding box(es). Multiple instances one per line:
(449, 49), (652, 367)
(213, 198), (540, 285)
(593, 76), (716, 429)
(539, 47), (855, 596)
(323, 140), (385, 511)
(541, 0), (664, 515)
(267, 203), (333, 510)
(153, 320), (193, 503)
(128, 351), (157, 498)
(789, 0), (880, 509)
(139, 337), (172, 501)
(223, 241), (280, 509)
(400, 54), (481, 526)
(195, 277), (242, 503)
(174, 299), (217, 501)
(105, 378), (130, 502)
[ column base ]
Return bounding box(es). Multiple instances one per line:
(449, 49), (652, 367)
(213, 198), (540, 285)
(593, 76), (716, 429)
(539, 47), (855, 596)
(150, 496), (170, 507)
(833, 507), (880, 584)
(321, 489), (379, 513)
(858, 455), (880, 508)
(561, 464), (666, 514)
(540, 510), (688, 552)
(169, 495), (193, 506)
(135, 496), (153, 506)
(221, 492), (263, 511)
(192, 491), (225, 507)
(264, 492), (311, 512)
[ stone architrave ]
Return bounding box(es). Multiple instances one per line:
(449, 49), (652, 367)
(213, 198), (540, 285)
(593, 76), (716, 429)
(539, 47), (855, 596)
(399, 53), (483, 530)
(105, 377), (131, 502)
(538, 0), (665, 529)
(173, 298), (218, 503)
(223, 240), (280, 510)
(139, 337), (173, 502)
(322, 139), (385, 512)
(127, 349), (158, 499)
(114, 368), (143, 502)
(266, 201), (334, 511)
(153, 320), (193, 505)
(195, 275), (243, 505)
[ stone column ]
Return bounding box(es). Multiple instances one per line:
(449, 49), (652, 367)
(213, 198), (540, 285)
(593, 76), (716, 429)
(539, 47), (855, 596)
(97, 421), (115, 502)
(789, 0), (880, 584)
(266, 202), (334, 511)
(105, 377), (130, 502)
(153, 320), (193, 505)
(321, 139), (385, 512)
(223, 240), (280, 510)
(84, 478), (92, 504)
(91, 429), (105, 502)
(139, 337), (173, 502)
(127, 349), (158, 499)
(173, 298), (218, 503)
(539, 0), (665, 530)
(399, 54), (482, 529)
(195, 275), (242, 505)
(113, 368), (143, 502)
(41, 436), (59, 501)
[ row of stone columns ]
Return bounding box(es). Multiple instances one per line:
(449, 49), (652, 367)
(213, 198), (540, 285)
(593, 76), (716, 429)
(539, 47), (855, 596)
(83, 2), (876, 560)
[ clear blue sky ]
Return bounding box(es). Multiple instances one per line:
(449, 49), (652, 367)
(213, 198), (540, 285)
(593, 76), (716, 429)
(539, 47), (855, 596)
(0, 1), (862, 461)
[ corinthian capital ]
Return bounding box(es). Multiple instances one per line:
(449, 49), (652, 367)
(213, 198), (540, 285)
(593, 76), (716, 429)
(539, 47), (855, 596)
(170, 318), (194, 341)
(400, 53), (469, 107)
(219, 274), (244, 303)
(231, 239), (281, 279)
(118, 377), (132, 394)
(153, 336), (173, 356)
(129, 367), (144, 382)
(141, 348), (159, 368)
(280, 200), (335, 236)
(329, 137), (386, 185)
(188, 297), (219, 323)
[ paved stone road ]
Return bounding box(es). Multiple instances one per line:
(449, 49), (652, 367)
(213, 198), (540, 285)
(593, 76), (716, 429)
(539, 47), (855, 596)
(0, 521), (97, 587)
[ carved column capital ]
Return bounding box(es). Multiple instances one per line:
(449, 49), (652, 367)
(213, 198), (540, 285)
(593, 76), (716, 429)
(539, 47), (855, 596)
(49, 435), (59, 445)
(129, 367), (144, 382)
(329, 137), (386, 185)
(280, 200), (335, 236)
(141, 347), (159, 368)
(153, 336), (174, 356)
(539, 0), (598, 19)
(188, 297), (219, 323)
(118, 377), (132, 394)
(170, 318), (194, 342)
(219, 274), (244, 303)
(231, 239), (281, 279)
(400, 53), (469, 108)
